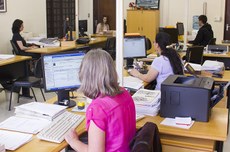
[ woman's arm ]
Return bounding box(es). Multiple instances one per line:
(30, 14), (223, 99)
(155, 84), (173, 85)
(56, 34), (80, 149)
(129, 67), (159, 83)
(16, 41), (35, 50)
(96, 23), (101, 34)
(65, 120), (105, 152)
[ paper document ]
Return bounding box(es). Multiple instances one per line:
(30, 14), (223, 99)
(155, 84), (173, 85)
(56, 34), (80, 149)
(202, 60), (224, 71)
(0, 130), (32, 150)
(0, 143), (5, 152)
(123, 76), (143, 90)
(188, 63), (202, 71)
(161, 118), (195, 129)
(15, 102), (67, 121)
(0, 54), (15, 60)
(0, 116), (50, 134)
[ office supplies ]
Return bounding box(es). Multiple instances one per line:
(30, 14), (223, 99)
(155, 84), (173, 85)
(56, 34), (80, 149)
(202, 60), (224, 73)
(160, 75), (223, 122)
(161, 118), (194, 129)
(136, 114), (145, 122)
(124, 36), (146, 68)
(175, 117), (192, 125)
(132, 89), (161, 116)
(42, 52), (85, 108)
(37, 111), (85, 143)
(123, 76), (144, 90)
(0, 130), (32, 150)
(15, 102), (67, 121)
(0, 116), (50, 134)
(207, 45), (229, 54)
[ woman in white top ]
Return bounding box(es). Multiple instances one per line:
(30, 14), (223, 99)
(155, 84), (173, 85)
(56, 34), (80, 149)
(130, 32), (184, 90)
(96, 16), (109, 34)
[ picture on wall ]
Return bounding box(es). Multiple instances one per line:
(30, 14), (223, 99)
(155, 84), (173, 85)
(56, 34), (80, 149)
(0, 0), (6, 13)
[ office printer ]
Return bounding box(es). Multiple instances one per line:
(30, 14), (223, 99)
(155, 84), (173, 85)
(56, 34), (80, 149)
(160, 75), (223, 122)
(206, 45), (229, 54)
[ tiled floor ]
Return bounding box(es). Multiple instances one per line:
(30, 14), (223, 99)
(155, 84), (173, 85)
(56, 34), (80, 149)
(0, 88), (230, 151)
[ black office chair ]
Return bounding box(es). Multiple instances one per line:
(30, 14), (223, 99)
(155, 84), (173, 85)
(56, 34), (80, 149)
(145, 37), (152, 51)
(104, 37), (116, 60)
(208, 38), (216, 45)
(186, 46), (204, 64)
(10, 40), (21, 55)
(9, 58), (46, 111)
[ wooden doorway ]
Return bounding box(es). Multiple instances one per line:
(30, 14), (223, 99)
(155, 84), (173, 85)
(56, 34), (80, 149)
(224, 0), (230, 40)
(93, 0), (116, 33)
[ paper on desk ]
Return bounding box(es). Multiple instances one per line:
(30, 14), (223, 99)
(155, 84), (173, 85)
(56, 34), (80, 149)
(0, 130), (32, 150)
(188, 63), (202, 71)
(72, 105), (89, 113)
(0, 54), (15, 60)
(0, 116), (51, 134)
(123, 76), (144, 90)
(161, 118), (195, 129)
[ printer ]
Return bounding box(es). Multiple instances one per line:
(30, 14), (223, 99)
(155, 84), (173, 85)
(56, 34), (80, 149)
(206, 45), (229, 54)
(160, 75), (223, 122)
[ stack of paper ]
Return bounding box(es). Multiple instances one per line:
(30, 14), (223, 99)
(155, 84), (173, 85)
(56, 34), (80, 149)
(132, 89), (161, 116)
(202, 60), (224, 73)
(0, 116), (50, 134)
(123, 76), (144, 90)
(0, 54), (15, 60)
(0, 143), (5, 152)
(161, 117), (195, 129)
(15, 102), (67, 121)
(187, 63), (202, 71)
(0, 130), (32, 150)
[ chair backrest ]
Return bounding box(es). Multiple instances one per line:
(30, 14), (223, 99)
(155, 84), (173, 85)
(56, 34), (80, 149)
(186, 46), (204, 64)
(34, 58), (43, 78)
(208, 38), (216, 45)
(104, 37), (116, 60)
(10, 40), (21, 55)
(130, 122), (162, 152)
(145, 37), (152, 51)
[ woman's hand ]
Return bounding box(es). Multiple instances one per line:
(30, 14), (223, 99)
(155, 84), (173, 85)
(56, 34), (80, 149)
(65, 128), (79, 146)
(129, 69), (140, 78)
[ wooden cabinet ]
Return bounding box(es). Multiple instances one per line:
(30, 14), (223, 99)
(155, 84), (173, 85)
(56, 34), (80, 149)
(127, 10), (160, 53)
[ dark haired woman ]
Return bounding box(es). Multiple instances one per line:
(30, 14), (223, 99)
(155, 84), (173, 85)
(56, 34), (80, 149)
(130, 32), (184, 90)
(11, 19), (39, 58)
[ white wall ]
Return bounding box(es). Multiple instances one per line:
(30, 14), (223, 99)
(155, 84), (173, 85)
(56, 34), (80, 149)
(0, 0), (46, 54)
(123, 0), (225, 43)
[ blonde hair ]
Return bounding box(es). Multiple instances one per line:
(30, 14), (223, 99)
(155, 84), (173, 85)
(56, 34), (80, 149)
(79, 49), (121, 99)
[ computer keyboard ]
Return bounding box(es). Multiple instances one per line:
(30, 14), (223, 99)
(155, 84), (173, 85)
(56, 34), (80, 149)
(37, 111), (85, 143)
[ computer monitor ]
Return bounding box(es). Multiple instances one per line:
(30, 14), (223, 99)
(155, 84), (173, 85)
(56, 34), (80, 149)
(42, 51), (85, 108)
(177, 22), (184, 35)
(79, 20), (88, 37)
(160, 28), (179, 44)
(124, 36), (146, 68)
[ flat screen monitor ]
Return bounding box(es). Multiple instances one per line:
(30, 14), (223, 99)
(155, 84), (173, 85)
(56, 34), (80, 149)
(124, 36), (146, 58)
(42, 52), (85, 107)
(160, 28), (179, 44)
(136, 0), (160, 9)
(79, 20), (87, 32)
(177, 22), (184, 35)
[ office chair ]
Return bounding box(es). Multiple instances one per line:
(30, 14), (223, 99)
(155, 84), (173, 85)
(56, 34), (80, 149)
(10, 40), (21, 55)
(186, 46), (204, 64)
(145, 37), (152, 51)
(104, 37), (116, 60)
(208, 38), (216, 45)
(8, 58), (46, 111)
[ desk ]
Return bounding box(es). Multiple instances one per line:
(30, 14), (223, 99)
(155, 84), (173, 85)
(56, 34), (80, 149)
(26, 37), (107, 54)
(0, 56), (32, 97)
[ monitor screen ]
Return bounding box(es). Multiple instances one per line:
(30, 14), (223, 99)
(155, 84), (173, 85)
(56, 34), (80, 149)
(136, 0), (160, 9)
(79, 20), (88, 32)
(177, 22), (184, 35)
(124, 37), (146, 58)
(160, 28), (178, 44)
(42, 52), (84, 92)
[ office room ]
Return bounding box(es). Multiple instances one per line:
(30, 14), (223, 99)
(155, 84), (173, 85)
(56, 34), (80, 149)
(0, 0), (230, 151)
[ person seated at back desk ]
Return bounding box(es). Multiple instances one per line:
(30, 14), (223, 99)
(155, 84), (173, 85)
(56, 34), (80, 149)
(12, 19), (40, 59)
(130, 32), (184, 90)
(96, 16), (110, 34)
(188, 15), (214, 46)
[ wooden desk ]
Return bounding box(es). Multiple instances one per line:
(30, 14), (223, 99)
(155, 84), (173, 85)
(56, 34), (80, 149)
(0, 56), (32, 97)
(26, 37), (107, 54)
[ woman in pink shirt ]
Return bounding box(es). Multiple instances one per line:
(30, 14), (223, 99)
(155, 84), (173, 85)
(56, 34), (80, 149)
(65, 49), (136, 152)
